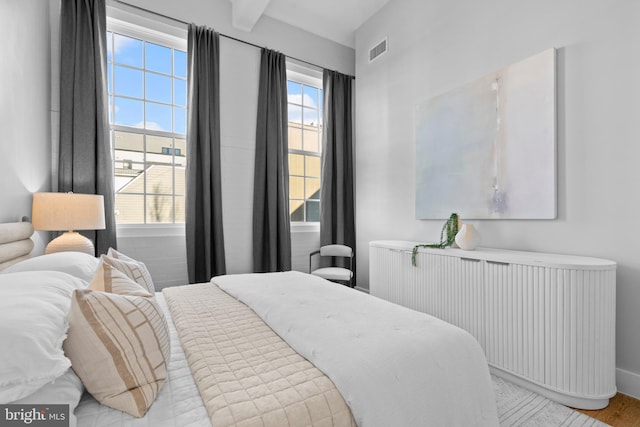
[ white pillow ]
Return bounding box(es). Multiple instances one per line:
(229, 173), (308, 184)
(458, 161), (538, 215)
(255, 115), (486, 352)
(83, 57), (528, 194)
(11, 368), (83, 427)
(3, 252), (99, 283)
(0, 271), (87, 403)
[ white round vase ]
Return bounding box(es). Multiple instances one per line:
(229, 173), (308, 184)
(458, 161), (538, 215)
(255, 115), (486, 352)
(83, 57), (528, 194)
(454, 224), (480, 250)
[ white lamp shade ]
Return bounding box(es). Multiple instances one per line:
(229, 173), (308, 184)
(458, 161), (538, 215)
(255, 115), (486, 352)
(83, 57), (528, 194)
(32, 192), (106, 232)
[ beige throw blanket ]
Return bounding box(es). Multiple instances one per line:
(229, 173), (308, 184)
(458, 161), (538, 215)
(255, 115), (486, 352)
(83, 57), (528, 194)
(163, 283), (356, 427)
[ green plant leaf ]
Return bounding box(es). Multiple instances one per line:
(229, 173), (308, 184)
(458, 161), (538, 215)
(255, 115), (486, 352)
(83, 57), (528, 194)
(412, 213), (459, 266)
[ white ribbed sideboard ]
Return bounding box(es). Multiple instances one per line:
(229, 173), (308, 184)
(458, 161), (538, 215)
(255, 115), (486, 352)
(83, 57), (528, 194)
(369, 240), (617, 410)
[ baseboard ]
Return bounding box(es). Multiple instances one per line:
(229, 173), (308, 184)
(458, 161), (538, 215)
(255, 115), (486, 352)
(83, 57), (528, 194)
(617, 368), (640, 399)
(354, 285), (369, 294)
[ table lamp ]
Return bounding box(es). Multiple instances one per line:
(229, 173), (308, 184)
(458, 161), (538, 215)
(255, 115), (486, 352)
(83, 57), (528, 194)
(32, 192), (106, 255)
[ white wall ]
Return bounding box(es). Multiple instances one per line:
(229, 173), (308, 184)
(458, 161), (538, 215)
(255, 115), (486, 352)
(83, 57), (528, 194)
(123, 0), (355, 76)
(0, 0), (53, 253)
(355, 0), (640, 397)
(110, 0), (354, 286)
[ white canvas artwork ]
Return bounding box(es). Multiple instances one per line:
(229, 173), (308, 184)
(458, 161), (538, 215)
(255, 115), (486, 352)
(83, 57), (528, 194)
(415, 48), (556, 219)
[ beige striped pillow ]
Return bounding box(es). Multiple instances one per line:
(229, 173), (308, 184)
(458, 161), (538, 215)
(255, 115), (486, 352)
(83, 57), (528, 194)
(103, 249), (155, 293)
(90, 260), (154, 297)
(64, 286), (170, 417)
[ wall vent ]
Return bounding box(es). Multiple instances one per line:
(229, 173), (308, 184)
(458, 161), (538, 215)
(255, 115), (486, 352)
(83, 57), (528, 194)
(369, 37), (388, 63)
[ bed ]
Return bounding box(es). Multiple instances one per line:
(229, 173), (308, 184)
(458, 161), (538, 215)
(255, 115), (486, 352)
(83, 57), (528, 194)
(0, 222), (500, 426)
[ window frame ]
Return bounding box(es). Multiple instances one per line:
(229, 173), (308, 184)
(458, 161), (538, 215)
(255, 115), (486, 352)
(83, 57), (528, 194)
(106, 15), (188, 227)
(286, 64), (324, 228)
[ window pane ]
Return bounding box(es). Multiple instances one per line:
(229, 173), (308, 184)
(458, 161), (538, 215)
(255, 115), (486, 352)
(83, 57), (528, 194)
(145, 163), (173, 195)
(288, 126), (302, 150)
(304, 86), (318, 108)
(305, 200), (320, 222)
(145, 42), (172, 74)
(145, 102), (172, 131)
(175, 166), (185, 196)
(116, 160), (145, 193)
(114, 66), (143, 98)
(146, 135), (173, 163)
(108, 95), (113, 123)
(107, 32), (113, 62)
(175, 196), (185, 222)
(174, 108), (186, 134)
(115, 194), (145, 224)
(114, 130), (143, 152)
(303, 107), (318, 126)
(289, 153), (304, 176)
(175, 138), (187, 166)
(107, 64), (113, 94)
(288, 104), (302, 124)
(114, 97), (143, 128)
(305, 177), (320, 200)
(174, 78), (186, 106)
(146, 195), (173, 223)
(303, 128), (319, 153)
(287, 81), (302, 104)
(319, 89), (323, 106)
(113, 34), (143, 68)
(290, 200), (304, 221)
(289, 176), (304, 199)
(114, 132), (144, 197)
(145, 72), (172, 104)
(305, 155), (320, 178)
(174, 50), (187, 78)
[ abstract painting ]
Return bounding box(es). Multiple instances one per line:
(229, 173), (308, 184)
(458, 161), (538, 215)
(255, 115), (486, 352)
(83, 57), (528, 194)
(415, 48), (556, 219)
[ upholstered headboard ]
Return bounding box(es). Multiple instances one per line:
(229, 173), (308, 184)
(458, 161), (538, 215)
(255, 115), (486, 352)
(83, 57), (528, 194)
(0, 222), (34, 271)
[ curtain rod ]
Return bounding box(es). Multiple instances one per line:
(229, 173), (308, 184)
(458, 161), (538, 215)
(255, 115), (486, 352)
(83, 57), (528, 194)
(112, 0), (351, 76)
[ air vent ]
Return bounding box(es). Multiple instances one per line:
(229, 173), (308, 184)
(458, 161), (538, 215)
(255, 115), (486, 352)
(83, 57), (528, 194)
(369, 37), (388, 63)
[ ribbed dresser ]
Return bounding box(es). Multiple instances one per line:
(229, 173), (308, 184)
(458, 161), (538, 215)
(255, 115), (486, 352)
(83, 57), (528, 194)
(369, 240), (616, 410)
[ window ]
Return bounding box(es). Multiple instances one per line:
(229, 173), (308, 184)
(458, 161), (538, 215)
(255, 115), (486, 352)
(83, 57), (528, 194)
(287, 70), (323, 223)
(106, 21), (187, 225)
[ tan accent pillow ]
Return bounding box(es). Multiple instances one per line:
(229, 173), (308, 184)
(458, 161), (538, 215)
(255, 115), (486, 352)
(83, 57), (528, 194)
(64, 286), (170, 417)
(103, 249), (155, 293)
(90, 261), (153, 297)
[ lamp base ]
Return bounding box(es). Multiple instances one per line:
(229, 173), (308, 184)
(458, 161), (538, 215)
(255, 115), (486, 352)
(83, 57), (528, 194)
(45, 231), (95, 256)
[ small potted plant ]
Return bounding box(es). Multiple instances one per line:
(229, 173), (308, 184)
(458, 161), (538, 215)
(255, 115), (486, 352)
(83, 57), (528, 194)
(412, 212), (460, 266)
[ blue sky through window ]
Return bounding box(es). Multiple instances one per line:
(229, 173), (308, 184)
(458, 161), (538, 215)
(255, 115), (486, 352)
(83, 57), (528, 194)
(108, 32), (187, 135)
(145, 42), (172, 74)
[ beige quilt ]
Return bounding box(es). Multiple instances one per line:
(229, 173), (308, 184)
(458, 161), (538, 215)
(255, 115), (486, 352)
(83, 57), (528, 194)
(163, 283), (356, 427)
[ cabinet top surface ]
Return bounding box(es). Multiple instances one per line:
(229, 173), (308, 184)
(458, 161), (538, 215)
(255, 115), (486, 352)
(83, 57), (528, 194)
(369, 240), (616, 270)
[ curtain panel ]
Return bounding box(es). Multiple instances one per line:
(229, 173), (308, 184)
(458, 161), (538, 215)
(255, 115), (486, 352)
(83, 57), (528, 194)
(252, 49), (292, 273)
(186, 24), (226, 283)
(320, 70), (356, 281)
(59, 0), (116, 255)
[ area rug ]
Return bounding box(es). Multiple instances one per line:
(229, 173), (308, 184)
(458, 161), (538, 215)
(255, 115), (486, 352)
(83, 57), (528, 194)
(494, 375), (610, 426)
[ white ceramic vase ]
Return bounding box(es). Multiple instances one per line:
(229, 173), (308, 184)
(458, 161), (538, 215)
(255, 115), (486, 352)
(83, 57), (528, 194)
(455, 223), (480, 250)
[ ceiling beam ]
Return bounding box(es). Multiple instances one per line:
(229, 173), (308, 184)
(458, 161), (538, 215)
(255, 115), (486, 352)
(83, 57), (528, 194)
(230, 0), (271, 32)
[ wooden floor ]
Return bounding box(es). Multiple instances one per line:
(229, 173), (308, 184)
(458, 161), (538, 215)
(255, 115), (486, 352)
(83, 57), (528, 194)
(576, 393), (640, 426)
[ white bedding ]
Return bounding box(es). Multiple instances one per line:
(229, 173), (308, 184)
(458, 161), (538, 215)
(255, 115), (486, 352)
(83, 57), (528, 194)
(214, 271), (500, 427)
(74, 293), (210, 427)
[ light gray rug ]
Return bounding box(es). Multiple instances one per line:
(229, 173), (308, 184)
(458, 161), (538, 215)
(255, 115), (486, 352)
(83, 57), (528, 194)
(494, 375), (610, 427)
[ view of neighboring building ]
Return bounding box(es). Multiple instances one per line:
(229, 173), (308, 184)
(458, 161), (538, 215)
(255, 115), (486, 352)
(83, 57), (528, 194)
(113, 131), (185, 224)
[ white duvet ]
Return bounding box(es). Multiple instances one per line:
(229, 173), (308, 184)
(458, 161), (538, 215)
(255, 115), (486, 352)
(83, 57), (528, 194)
(214, 271), (499, 427)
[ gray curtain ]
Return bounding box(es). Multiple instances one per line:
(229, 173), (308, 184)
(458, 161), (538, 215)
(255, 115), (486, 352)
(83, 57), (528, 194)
(59, 0), (116, 256)
(252, 49), (291, 272)
(186, 24), (226, 283)
(320, 70), (356, 281)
